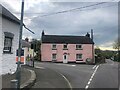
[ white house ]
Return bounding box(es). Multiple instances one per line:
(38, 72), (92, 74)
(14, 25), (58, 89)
(0, 4), (20, 75)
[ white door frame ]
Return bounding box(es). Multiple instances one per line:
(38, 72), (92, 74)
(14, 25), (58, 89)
(63, 54), (68, 63)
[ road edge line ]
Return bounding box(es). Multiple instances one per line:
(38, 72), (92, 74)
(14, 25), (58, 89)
(59, 73), (73, 90)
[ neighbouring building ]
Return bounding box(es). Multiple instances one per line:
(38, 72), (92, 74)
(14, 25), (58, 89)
(16, 39), (30, 65)
(16, 38), (35, 65)
(41, 31), (95, 64)
(0, 4), (20, 75)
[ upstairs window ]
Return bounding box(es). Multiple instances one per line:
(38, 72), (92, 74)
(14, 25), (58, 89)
(63, 44), (68, 50)
(76, 54), (82, 60)
(52, 44), (57, 50)
(76, 44), (82, 50)
(3, 32), (14, 53)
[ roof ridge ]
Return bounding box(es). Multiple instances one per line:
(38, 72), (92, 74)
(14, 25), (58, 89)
(44, 34), (86, 37)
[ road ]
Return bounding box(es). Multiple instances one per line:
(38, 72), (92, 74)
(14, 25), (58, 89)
(32, 59), (118, 89)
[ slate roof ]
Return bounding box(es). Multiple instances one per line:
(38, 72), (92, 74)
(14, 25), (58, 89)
(0, 4), (20, 24)
(42, 35), (94, 44)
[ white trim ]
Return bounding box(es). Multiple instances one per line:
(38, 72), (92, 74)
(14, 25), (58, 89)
(63, 54), (68, 63)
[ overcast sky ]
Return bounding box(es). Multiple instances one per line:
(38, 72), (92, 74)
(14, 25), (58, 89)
(0, 0), (119, 50)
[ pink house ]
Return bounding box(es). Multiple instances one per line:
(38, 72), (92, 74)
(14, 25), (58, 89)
(41, 31), (94, 64)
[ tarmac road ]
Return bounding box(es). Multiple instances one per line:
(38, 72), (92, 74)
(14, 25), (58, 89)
(30, 59), (118, 89)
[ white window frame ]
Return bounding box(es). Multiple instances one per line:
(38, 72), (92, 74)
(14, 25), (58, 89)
(3, 32), (14, 53)
(76, 54), (82, 60)
(52, 44), (57, 50)
(76, 44), (82, 50)
(63, 44), (68, 50)
(3, 37), (13, 53)
(52, 54), (57, 60)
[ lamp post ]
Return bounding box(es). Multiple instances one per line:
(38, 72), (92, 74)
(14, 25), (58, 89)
(16, 0), (24, 89)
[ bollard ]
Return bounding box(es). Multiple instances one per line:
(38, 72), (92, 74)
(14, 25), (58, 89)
(11, 79), (18, 89)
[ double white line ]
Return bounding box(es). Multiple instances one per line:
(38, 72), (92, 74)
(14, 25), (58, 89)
(85, 65), (100, 89)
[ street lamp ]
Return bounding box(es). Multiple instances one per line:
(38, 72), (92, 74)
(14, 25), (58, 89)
(16, 0), (24, 89)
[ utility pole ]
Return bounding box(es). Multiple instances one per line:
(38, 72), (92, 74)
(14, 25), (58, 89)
(33, 39), (35, 67)
(16, 0), (24, 89)
(91, 29), (94, 64)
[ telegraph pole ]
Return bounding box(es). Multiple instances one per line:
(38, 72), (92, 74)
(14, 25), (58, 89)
(16, 0), (24, 89)
(91, 29), (94, 64)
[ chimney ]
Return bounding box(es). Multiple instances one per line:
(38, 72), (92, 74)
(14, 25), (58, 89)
(42, 30), (45, 36)
(91, 29), (93, 40)
(25, 37), (29, 42)
(86, 32), (90, 38)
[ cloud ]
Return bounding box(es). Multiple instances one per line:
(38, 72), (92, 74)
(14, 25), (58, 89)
(1, 1), (118, 50)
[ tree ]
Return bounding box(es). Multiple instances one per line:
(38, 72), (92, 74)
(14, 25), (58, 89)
(113, 39), (120, 50)
(95, 46), (102, 56)
(31, 39), (41, 61)
(113, 39), (120, 62)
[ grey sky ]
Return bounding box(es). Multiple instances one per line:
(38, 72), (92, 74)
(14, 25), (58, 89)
(0, 0), (118, 50)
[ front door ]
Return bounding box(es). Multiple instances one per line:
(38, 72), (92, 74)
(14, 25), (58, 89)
(63, 54), (68, 63)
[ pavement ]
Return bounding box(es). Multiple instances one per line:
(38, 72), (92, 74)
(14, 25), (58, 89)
(2, 65), (36, 89)
(2, 64), (71, 89)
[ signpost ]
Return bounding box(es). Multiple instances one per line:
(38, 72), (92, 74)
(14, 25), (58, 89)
(16, 0), (24, 89)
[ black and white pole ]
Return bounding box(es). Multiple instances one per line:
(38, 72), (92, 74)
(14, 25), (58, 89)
(16, 0), (24, 89)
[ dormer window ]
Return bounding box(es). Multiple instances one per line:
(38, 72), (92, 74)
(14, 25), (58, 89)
(52, 44), (57, 50)
(76, 44), (82, 50)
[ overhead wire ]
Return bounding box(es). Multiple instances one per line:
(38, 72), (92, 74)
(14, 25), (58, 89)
(40, 2), (108, 17)
(22, 1), (116, 35)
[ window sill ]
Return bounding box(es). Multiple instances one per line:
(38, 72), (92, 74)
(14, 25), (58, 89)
(3, 52), (13, 54)
(76, 59), (83, 61)
(63, 49), (68, 50)
(52, 48), (57, 50)
(76, 48), (83, 50)
(52, 59), (57, 61)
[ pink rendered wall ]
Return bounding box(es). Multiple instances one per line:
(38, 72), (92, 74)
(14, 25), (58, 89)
(41, 43), (93, 62)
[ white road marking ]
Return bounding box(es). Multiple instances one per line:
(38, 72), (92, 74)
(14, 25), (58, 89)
(92, 65), (96, 69)
(57, 64), (76, 67)
(89, 78), (92, 82)
(85, 85), (89, 89)
(71, 65), (76, 67)
(85, 65), (100, 89)
(87, 81), (91, 85)
(35, 66), (45, 69)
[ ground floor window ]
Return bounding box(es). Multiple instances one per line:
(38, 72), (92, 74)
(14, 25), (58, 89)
(52, 54), (57, 60)
(3, 37), (12, 53)
(3, 32), (14, 53)
(76, 54), (82, 60)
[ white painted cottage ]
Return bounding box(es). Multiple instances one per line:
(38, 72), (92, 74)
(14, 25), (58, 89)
(0, 4), (20, 75)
